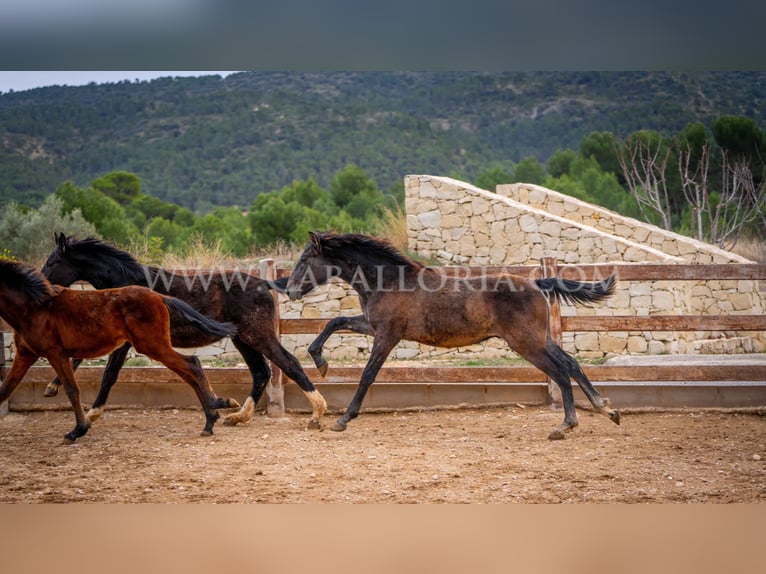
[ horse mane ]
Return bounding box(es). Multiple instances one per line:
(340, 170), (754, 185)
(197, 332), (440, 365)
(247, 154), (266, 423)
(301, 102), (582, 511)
(65, 236), (146, 282)
(316, 232), (424, 270)
(0, 259), (55, 304)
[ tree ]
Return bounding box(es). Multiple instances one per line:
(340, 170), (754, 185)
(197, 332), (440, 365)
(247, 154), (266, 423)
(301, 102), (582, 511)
(678, 119), (766, 248)
(328, 164), (384, 219)
(612, 131), (675, 230)
(710, 150), (766, 249)
(580, 131), (623, 180)
(0, 195), (97, 264)
(545, 155), (639, 217)
(711, 116), (766, 167)
(125, 194), (179, 228)
(546, 149), (577, 178)
(512, 156), (546, 185)
(145, 217), (184, 250)
(55, 181), (139, 245)
(475, 166), (513, 191)
(677, 124), (713, 240)
(281, 178), (327, 208)
(248, 193), (329, 246)
(91, 171), (142, 206)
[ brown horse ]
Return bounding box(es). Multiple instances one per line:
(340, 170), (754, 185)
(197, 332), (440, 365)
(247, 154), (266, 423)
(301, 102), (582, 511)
(40, 233), (326, 428)
(0, 258), (240, 442)
(286, 231), (621, 440)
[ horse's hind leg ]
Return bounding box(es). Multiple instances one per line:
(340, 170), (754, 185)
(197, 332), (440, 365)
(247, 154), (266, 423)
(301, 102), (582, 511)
(564, 352), (621, 426)
(515, 342), (580, 440)
(309, 315), (374, 376)
(86, 342), (132, 422)
(140, 347), (237, 436)
(43, 357), (84, 397)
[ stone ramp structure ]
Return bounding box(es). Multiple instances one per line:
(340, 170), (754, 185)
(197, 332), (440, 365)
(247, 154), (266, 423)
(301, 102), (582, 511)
(496, 182), (752, 265)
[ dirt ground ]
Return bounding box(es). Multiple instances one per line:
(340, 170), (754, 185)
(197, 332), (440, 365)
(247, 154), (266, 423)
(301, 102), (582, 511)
(0, 403), (764, 503)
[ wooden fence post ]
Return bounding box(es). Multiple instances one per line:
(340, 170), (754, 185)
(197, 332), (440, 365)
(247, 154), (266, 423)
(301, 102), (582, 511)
(260, 258), (285, 417)
(541, 256), (563, 408)
(0, 327), (8, 418)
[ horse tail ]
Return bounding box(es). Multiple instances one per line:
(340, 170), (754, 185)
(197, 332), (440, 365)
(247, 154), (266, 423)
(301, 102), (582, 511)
(268, 276), (289, 293)
(161, 297), (237, 339)
(535, 273), (616, 306)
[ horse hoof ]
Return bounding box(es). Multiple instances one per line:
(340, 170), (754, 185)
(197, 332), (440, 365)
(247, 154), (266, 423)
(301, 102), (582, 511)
(200, 429), (214, 437)
(610, 410), (621, 425)
(222, 417), (239, 426)
(548, 429), (566, 440)
(317, 362), (329, 378)
(86, 408), (104, 423)
(331, 420), (347, 432)
(306, 419), (323, 431)
(43, 385), (59, 398)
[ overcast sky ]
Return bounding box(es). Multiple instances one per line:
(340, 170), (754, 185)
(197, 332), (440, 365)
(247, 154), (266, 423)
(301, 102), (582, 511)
(0, 71), (237, 93)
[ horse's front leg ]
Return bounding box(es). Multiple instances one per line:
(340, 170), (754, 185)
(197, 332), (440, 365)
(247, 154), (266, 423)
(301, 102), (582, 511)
(309, 315), (375, 376)
(260, 336), (327, 430)
(43, 358), (84, 397)
(333, 332), (398, 432)
(0, 347), (38, 406)
(49, 355), (90, 443)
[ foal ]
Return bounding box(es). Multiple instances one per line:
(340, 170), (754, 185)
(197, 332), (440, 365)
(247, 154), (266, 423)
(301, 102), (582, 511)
(286, 231), (621, 440)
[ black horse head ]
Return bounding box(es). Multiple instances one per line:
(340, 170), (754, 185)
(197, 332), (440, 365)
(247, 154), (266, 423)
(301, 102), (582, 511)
(41, 232), (145, 288)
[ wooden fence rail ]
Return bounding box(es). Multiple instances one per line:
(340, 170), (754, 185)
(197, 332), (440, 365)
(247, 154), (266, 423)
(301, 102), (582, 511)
(267, 260), (766, 412)
(3, 260), (765, 414)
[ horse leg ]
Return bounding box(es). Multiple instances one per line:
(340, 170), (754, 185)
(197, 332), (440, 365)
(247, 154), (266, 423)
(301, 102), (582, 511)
(308, 315), (374, 376)
(261, 335), (327, 430)
(49, 354), (90, 443)
(223, 338), (271, 426)
(515, 342), (580, 440)
(86, 342), (132, 423)
(560, 349), (621, 426)
(0, 347), (38, 406)
(139, 346), (237, 436)
(43, 357), (84, 397)
(333, 333), (398, 432)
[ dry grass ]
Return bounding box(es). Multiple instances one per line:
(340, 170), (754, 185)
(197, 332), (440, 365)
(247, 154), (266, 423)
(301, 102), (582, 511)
(371, 204), (409, 252)
(731, 236), (766, 263)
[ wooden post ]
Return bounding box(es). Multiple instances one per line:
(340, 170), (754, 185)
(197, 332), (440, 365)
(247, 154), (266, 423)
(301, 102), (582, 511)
(0, 327), (8, 418)
(541, 256), (563, 408)
(260, 259), (285, 417)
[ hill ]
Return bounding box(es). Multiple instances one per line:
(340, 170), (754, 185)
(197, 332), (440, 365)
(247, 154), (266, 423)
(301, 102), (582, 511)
(1, 71), (765, 211)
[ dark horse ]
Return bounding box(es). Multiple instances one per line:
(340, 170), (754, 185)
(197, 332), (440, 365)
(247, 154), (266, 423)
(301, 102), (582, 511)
(286, 231), (621, 440)
(0, 258), (240, 442)
(40, 233), (327, 428)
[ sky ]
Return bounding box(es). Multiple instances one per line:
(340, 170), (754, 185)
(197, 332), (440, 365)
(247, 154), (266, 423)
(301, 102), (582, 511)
(0, 71), (237, 94)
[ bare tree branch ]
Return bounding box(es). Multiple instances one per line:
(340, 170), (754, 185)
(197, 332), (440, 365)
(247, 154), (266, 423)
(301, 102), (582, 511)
(678, 138), (711, 240)
(711, 152), (766, 249)
(613, 133), (673, 230)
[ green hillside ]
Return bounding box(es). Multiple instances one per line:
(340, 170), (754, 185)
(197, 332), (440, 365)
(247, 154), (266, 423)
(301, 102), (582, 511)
(1, 71), (765, 212)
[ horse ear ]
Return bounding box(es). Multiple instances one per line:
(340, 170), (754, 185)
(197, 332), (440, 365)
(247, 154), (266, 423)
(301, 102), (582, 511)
(57, 232), (68, 253)
(309, 231), (322, 254)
